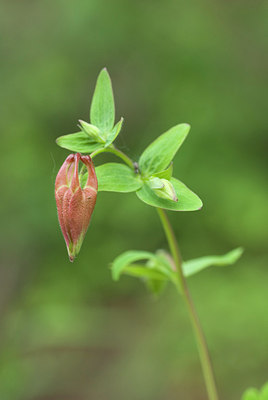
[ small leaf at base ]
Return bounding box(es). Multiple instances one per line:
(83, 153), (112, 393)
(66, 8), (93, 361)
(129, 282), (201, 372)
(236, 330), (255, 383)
(183, 247), (244, 278)
(111, 251), (158, 281)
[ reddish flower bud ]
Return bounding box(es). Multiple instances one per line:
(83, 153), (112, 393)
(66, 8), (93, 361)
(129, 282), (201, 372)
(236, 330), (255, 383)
(55, 153), (98, 262)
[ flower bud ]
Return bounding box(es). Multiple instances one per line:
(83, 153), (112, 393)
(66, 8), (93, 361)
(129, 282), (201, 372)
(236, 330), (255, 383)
(55, 153), (98, 262)
(153, 179), (178, 202)
(78, 120), (105, 143)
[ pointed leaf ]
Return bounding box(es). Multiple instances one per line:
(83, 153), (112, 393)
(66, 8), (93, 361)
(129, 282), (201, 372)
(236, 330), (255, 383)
(56, 132), (103, 153)
(111, 250), (157, 281)
(90, 163), (143, 192)
(139, 123), (190, 176)
(90, 68), (115, 131)
(136, 178), (202, 211)
(153, 162), (173, 180)
(183, 248), (244, 278)
(105, 117), (124, 147)
(122, 265), (167, 280)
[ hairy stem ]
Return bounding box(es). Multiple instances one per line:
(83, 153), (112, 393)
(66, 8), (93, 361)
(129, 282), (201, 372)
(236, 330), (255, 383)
(157, 208), (219, 400)
(90, 145), (134, 169)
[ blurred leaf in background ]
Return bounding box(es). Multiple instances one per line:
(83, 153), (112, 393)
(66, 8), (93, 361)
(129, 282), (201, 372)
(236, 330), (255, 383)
(0, 0), (267, 399)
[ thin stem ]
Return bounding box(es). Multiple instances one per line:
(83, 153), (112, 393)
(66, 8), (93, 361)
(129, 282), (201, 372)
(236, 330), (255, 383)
(90, 145), (134, 169)
(157, 208), (219, 400)
(90, 147), (107, 159)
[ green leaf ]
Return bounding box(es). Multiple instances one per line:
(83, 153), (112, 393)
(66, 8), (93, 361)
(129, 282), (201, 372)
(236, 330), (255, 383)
(183, 248), (244, 278)
(122, 265), (167, 281)
(150, 251), (177, 282)
(111, 250), (157, 281)
(105, 117), (124, 147)
(115, 262), (168, 296)
(93, 163), (143, 192)
(242, 388), (259, 400)
(139, 123), (190, 176)
(145, 278), (167, 296)
(56, 132), (103, 153)
(153, 162), (173, 180)
(136, 178), (202, 211)
(90, 68), (115, 131)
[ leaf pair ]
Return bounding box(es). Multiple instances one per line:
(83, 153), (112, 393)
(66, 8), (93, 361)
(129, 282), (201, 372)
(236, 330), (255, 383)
(136, 123), (202, 210)
(111, 247), (243, 295)
(56, 68), (122, 152)
(80, 160), (202, 211)
(111, 250), (178, 296)
(79, 123), (202, 211)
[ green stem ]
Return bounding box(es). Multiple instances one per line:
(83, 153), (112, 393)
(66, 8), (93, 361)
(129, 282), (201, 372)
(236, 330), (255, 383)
(157, 208), (219, 400)
(90, 145), (134, 169)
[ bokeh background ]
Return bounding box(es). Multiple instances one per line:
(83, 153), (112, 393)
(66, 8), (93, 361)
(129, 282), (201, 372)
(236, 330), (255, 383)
(1, 0), (268, 399)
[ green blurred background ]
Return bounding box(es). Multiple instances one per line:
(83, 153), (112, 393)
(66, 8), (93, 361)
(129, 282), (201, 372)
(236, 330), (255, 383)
(1, 0), (267, 399)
